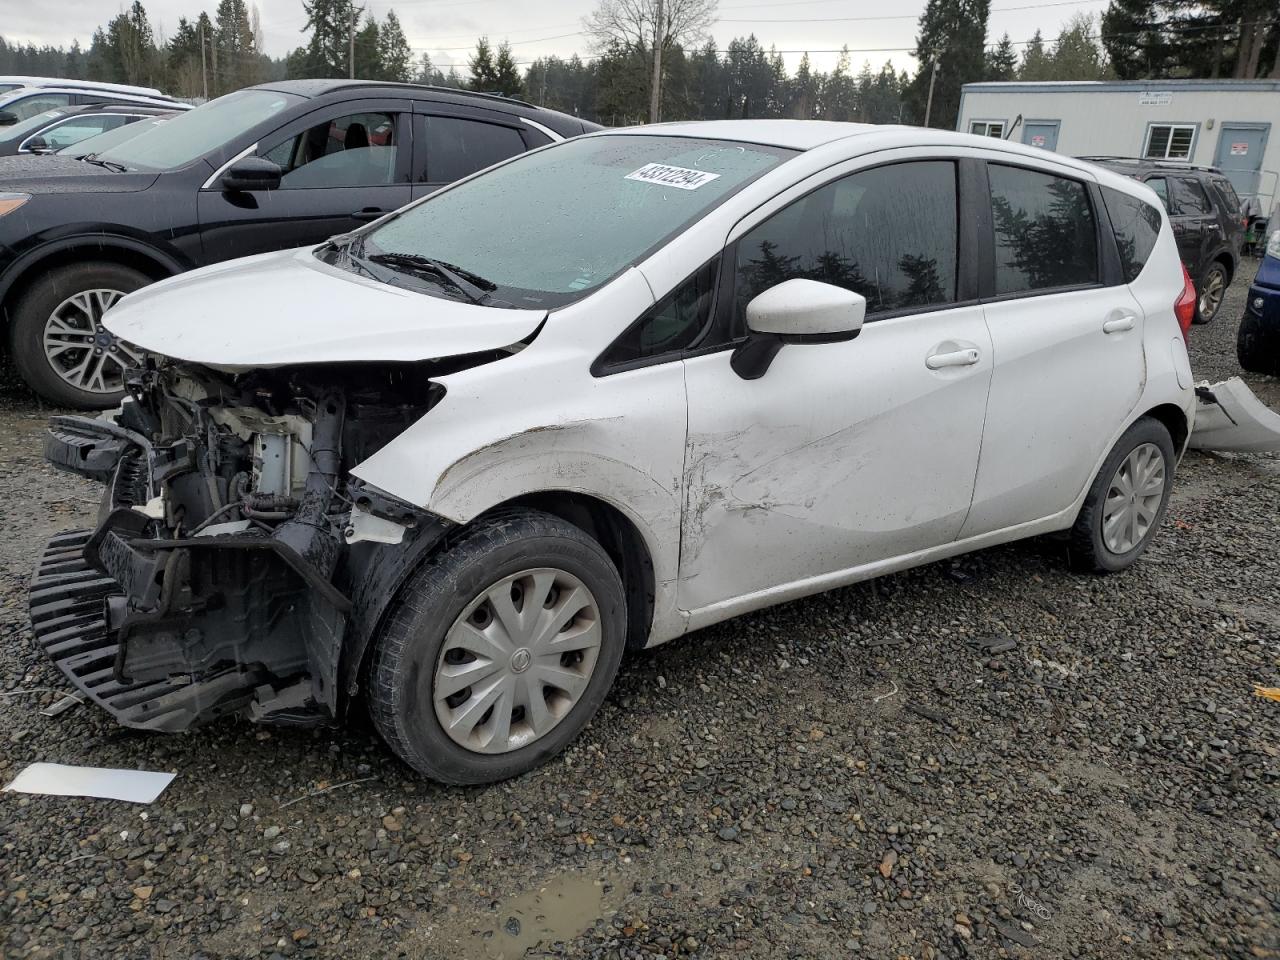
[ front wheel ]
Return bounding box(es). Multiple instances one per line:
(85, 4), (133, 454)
(9, 262), (150, 408)
(1193, 262), (1228, 324)
(368, 510), (627, 784)
(1069, 417), (1176, 573)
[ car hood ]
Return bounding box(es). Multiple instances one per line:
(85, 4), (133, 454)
(103, 246), (548, 369)
(0, 155), (159, 193)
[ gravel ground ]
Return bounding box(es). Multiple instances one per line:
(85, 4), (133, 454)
(2, 268), (1278, 960)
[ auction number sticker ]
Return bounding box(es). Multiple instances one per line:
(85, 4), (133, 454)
(626, 163), (721, 190)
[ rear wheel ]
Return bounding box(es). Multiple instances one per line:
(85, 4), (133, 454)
(1193, 262), (1228, 324)
(1069, 417), (1176, 573)
(1237, 310), (1280, 376)
(368, 510), (627, 784)
(9, 262), (150, 408)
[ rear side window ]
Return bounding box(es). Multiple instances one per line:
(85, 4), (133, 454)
(733, 160), (958, 324)
(988, 164), (1098, 295)
(1102, 186), (1162, 283)
(1209, 177), (1241, 216)
(423, 116), (526, 182)
(1170, 177), (1211, 215)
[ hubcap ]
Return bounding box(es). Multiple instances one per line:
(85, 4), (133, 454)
(1198, 270), (1225, 319)
(433, 567), (602, 754)
(43, 288), (145, 395)
(1101, 442), (1166, 554)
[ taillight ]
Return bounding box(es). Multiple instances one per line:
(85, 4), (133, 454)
(1174, 263), (1196, 341)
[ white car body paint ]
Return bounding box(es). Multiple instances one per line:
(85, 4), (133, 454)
(103, 120), (1225, 650)
(1189, 377), (1280, 453)
(106, 247), (546, 369)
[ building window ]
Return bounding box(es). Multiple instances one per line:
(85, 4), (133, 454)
(970, 120), (1005, 139)
(1143, 124), (1196, 160)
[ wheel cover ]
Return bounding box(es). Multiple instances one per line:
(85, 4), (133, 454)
(1198, 268), (1225, 319)
(43, 288), (145, 395)
(432, 567), (602, 754)
(1101, 442), (1166, 554)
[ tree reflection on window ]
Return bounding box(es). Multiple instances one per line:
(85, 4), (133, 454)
(734, 161), (958, 328)
(989, 165), (1098, 294)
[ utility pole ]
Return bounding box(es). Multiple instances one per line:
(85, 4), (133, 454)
(649, 0), (664, 123)
(199, 19), (208, 100)
(349, 4), (356, 79)
(923, 56), (939, 128)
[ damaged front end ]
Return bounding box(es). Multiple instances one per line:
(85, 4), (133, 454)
(30, 361), (455, 731)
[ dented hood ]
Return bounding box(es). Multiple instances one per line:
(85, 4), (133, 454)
(103, 246), (546, 369)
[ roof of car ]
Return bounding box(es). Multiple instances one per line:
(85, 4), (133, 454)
(609, 119), (888, 150)
(257, 79), (535, 108)
(0, 87), (186, 108)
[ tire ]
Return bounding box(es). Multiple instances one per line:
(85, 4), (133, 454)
(1069, 417), (1176, 573)
(1192, 261), (1228, 325)
(368, 509), (627, 784)
(1237, 309), (1280, 376)
(8, 262), (150, 408)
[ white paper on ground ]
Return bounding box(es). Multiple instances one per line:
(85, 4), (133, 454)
(3, 762), (175, 804)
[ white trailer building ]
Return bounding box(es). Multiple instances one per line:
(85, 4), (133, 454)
(957, 79), (1280, 215)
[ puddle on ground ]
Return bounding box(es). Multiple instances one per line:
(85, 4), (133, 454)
(421, 870), (620, 959)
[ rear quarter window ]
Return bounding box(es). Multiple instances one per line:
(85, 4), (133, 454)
(1102, 185), (1162, 283)
(1209, 177), (1241, 216)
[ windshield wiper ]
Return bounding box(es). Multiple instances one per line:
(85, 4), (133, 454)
(367, 252), (498, 305)
(80, 155), (128, 172)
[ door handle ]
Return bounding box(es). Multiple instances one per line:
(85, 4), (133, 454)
(351, 207), (385, 221)
(1103, 314), (1136, 334)
(925, 347), (980, 369)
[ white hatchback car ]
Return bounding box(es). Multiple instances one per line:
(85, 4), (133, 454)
(33, 121), (1205, 783)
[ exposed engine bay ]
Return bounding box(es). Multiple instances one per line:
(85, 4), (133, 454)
(31, 359), (466, 731)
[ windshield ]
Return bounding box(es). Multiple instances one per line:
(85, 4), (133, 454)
(361, 134), (793, 307)
(59, 116), (166, 157)
(0, 108), (67, 144)
(96, 89), (301, 172)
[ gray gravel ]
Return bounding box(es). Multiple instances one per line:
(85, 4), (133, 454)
(2, 268), (1279, 959)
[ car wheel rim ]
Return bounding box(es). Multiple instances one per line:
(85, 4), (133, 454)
(433, 567), (602, 754)
(1101, 442), (1166, 555)
(43, 288), (144, 395)
(1199, 270), (1225, 318)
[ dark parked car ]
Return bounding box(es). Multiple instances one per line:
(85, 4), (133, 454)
(0, 104), (178, 157)
(1237, 229), (1280, 376)
(1082, 157), (1245, 325)
(0, 80), (598, 407)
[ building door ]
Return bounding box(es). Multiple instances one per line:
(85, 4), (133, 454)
(1021, 120), (1060, 151)
(1213, 123), (1269, 201)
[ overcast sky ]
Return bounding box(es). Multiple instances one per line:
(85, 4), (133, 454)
(4, 0), (1114, 76)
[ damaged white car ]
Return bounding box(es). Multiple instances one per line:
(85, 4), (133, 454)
(30, 121), (1263, 784)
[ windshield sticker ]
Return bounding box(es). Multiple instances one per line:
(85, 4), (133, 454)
(625, 163), (721, 191)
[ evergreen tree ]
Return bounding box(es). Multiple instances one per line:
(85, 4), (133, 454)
(379, 11), (413, 82)
(353, 14), (380, 78)
(298, 0), (362, 78)
(905, 0), (991, 128)
(984, 33), (1018, 80)
(468, 36), (498, 89)
(1019, 30), (1054, 79)
(492, 41), (524, 96)
(214, 0), (260, 94)
(1049, 13), (1111, 79)
(786, 53), (818, 119)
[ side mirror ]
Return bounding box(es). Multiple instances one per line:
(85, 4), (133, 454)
(732, 279), (866, 380)
(24, 135), (51, 154)
(220, 156), (282, 192)
(0, 111), (18, 126)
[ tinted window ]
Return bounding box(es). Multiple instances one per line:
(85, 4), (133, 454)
(36, 115), (128, 150)
(264, 111), (397, 188)
(1145, 176), (1171, 212)
(365, 135), (789, 308)
(1209, 177), (1240, 215)
(601, 258), (718, 369)
(1171, 177), (1211, 216)
(989, 164), (1098, 295)
(733, 161), (957, 326)
(424, 116), (526, 182)
(1103, 186), (1162, 283)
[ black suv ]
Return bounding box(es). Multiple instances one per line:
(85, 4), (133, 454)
(1082, 157), (1244, 325)
(0, 80), (598, 407)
